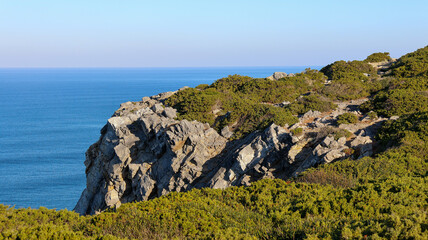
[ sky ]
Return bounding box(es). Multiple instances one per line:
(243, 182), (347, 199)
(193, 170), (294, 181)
(0, 0), (427, 68)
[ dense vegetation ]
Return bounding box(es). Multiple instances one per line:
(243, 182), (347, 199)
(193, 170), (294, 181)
(360, 46), (428, 117)
(2, 175), (426, 240)
(364, 52), (392, 63)
(320, 60), (380, 100)
(288, 94), (337, 115)
(1, 46), (427, 239)
(390, 46), (428, 78)
(165, 69), (327, 139)
(336, 113), (358, 125)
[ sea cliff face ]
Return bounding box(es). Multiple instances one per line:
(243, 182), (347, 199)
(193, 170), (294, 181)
(74, 87), (387, 215)
(74, 92), (292, 215)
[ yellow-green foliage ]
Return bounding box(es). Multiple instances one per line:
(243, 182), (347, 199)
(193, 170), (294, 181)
(288, 93), (337, 115)
(360, 47), (428, 117)
(336, 113), (358, 125)
(391, 45), (428, 77)
(320, 60), (377, 81)
(291, 127), (303, 136)
(360, 77), (428, 117)
(315, 126), (353, 141)
(1, 175), (427, 239)
(165, 70), (329, 139)
(364, 52), (391, 63)
(166, 74), (316, 139)
(320, 60), (378, 100)
(376, 111), (428, 159)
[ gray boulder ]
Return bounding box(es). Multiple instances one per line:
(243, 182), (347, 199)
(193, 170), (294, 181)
(267, 72), (288, 80)
(220, 126), (234, 138)
(163, 107), (177, 119)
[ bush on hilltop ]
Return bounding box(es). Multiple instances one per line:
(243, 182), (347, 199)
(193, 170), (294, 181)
(364, 52), (391, 62)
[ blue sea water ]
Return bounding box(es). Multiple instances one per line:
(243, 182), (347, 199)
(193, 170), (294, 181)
(0, 66), (314, 210)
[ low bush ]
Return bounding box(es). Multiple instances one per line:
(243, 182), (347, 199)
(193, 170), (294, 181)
(290, 127), (303, 136)
(360, 88), (428, 117)
(288, 93), (337, 115)
(321, 78), (369, 100)
(320, 60), (377, 81)
(391, 45), (428, 77)
(166, 74), (315, 139)
(315, 126), (353, 141)
(364, 52), (391, 63)
(336, 113), (358, 125)
(367, 111), (378, 120)
(320, 60), (378, 100)
(2, 176), (427, 239)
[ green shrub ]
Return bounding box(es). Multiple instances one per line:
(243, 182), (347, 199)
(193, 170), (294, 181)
(320, 60), (377, 81)
(321, 78), (369, 100)
(337, 113), (358, 125)
(288, 94), (337, 115)
(364, 52), (391, 62)
(360, 88), (428, 117)
(166, 74), (302, 139)
(195, 83), (209, 90)
(165, 87), (220, 125)
(2, 175), (427, 239)
(320, 60), (377, 100)
(376, 111), (428, 158)
(367, 111), (378, 120)
(333, 128), (353, 140)
(291, 127), (303, 136)
(315, 126), (353, 141)
(391, 45), (428, 77)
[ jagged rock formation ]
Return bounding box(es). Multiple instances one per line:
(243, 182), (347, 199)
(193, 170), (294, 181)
(75, 91), (389, 215)
(75, 95), (293, 215)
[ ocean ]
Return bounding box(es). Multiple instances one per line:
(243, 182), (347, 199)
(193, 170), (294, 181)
(0, 67), (314, 210)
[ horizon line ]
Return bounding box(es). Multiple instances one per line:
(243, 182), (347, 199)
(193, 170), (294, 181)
(0, 65), (322, 70)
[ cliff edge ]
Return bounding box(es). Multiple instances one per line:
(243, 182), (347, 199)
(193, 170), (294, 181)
(74, 88), (387, 215)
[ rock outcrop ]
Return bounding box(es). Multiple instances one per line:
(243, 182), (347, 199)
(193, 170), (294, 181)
(267, 72), (288, 80)
(75, 95), (293, 215)
(75, 92), (384, 215)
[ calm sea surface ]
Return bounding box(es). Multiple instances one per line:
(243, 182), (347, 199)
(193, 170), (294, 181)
(0, 67), (314, 210)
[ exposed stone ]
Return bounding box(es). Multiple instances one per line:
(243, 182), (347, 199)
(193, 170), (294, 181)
(179, 86), (190, 91)
(302, 110), (321, 119)
(76, 92), (382, 215)
(323, 149), (346, 163)
(163, 107), (177, 119)
(75, 103), (292, 215)
(151, 103), (164, 113)
(220, 126), (234, 138)
(267, 72), (288, 80)
(350, 136), (373, 158)
(288, 139), (310, 164)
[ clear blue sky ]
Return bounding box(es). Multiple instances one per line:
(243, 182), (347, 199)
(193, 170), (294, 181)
(0, 0), (427, 67)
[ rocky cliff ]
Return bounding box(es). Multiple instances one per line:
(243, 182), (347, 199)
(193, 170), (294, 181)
(74, 86), (390, 215)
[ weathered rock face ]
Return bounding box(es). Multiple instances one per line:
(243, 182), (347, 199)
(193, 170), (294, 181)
(267, 72), (288, 80)
(75, 93), (383, 215)
(74, 96), (294, 215)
